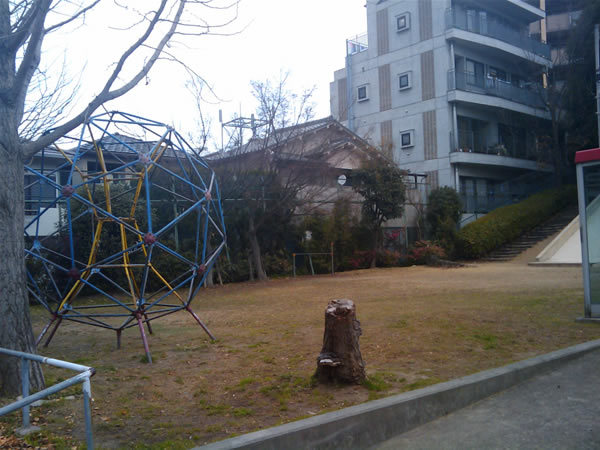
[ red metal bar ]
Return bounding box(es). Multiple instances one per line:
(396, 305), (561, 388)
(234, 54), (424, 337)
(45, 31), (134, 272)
(36, 315), (56, 347)
(143, 312), (153, 335)
(135, 313), (152, 363)
(43, 316), (63, 348)
(185, 306), (216, 341)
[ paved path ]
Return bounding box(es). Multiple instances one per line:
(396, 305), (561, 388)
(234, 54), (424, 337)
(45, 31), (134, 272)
(373, 350), (600, 450)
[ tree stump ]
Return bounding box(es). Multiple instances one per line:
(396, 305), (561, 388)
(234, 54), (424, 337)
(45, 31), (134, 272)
(315, 299), (366, 384)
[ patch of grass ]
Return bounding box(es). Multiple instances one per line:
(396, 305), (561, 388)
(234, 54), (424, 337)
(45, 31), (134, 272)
(139, 354), (156, 364)
(388, 319), (408, 329)
(247, 341), (269, 349)
(175, 376), (184, 385)
(230, 377), (255, 392)
(473, 332), (499, 350)
(205, 424), (223, 433)
(362, 372), (394, 391)
(232, 407), (253, 417)
(199, 400), (229, 416)
(24, 429), (75, 448)
(406, 377), (441, 391)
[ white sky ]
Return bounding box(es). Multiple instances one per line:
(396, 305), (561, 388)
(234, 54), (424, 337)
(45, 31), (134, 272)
(42, 0), (367, 150)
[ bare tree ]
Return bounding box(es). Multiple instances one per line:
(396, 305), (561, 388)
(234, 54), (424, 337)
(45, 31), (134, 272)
(211, 74), (375, 281)
(0, 0), (238, 396)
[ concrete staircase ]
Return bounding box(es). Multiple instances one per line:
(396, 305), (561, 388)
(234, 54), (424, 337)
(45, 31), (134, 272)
(484, 206), (579, 262)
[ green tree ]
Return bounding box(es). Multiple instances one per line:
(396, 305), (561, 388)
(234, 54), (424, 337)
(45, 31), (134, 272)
(426, 187), (462, 256)
(351, 162), (406, 268)
(564, 0), (600, 154)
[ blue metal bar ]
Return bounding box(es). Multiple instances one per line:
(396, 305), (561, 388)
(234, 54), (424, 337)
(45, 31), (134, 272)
(144, 167), (152, 233)
(154, 241), (195, 266)
(66, 200), (76, 267)
(139, 245), (154, 302)
(61, 316), (116, 330)
(145, 273), (195, 311)
(155, 200), (202, 238)
(0, 371), (93, 416)
(21, 358), (30, 429)
(195, 206), (201, 262)
(214, 178), (227, 239)
(202, 202), (211, 263)
(75, 277), (136, 312)
(68, 192), (141, 236)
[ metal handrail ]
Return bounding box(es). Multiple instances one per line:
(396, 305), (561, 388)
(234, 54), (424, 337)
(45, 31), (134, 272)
(0, 347), (95, 449)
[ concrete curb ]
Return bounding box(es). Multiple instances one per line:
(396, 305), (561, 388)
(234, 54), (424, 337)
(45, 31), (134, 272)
(197, 339), (600, 450)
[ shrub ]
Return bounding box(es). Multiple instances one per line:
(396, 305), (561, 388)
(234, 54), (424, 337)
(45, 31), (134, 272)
(456, 185), (576, 259)
(348, 251), (375, 270)
(426, 187), (462, 256)
(408, 241), (447, 265)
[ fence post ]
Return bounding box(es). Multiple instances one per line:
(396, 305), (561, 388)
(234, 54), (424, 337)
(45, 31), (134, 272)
(330, 242), (334, 276)
(21, 357), (30, 429)
(83, 377), (94, 449)
(292, 253), (296, 277)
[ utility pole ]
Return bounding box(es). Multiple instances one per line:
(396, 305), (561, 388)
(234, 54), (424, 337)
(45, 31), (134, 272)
(595, 24), (600, 146)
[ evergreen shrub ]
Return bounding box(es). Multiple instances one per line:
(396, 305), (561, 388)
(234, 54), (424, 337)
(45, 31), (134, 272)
(456, 185), (576, 259)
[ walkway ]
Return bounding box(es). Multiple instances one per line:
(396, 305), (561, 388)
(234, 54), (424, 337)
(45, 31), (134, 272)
(373, 350), (600, 450)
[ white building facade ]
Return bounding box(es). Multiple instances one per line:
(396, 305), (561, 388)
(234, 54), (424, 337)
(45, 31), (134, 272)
(330, 0), (554, 218)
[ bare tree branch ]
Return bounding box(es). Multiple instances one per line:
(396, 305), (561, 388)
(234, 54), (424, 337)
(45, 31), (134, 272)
(23, 0), (188, 158)
(44, 0), (100, 34)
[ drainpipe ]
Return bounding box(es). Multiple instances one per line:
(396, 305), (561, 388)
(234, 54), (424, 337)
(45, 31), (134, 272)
(346, 41), (354, 132)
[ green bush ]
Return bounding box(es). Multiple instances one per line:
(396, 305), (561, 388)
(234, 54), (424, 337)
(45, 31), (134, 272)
(456, 185), (576, 259)
(426, 187), (462, 256)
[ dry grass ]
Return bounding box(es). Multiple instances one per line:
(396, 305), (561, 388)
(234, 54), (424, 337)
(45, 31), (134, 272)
(3, 262), (599, 448)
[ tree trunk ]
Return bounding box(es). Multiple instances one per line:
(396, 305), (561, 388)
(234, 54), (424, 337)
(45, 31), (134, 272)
(248, 215), (267, 281)
(315, 299), (365, 384)
(551, 110), (563, 187)
(0, 152), (45, 396)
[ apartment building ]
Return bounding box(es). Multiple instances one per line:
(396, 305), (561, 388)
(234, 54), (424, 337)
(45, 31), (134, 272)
(531, 0), (584, 78)
(330, 0), (554, 218)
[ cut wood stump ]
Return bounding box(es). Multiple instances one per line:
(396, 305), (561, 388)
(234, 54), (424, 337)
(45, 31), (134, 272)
(315, 299), (366, 384)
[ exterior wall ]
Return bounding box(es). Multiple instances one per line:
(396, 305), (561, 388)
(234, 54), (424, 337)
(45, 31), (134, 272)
(330, 0), (551, 215)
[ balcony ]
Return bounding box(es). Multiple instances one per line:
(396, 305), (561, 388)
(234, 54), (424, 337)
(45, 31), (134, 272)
(448, 69), (547, 110)
(445, 8), (550, 60)
(453, 131), (533, 160)
(346, 32), (368, 56)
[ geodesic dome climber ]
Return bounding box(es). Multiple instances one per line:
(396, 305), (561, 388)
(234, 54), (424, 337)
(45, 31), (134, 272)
(24, 111), (226, 363)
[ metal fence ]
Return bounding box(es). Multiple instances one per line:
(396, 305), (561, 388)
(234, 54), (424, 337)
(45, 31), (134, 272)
(448, 69), (546, 109)
(0, 347), (95, 449)
(445, 7), (550, 59)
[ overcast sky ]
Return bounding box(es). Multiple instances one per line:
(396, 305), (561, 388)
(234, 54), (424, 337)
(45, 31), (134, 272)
(44, 0), (367, 150)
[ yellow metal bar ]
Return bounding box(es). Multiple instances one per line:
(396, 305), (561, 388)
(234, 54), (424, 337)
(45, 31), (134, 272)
(130, 169), (145, 218)
(58, 221), (104, 310)
(53, 144), (94, 207)
(148, 264), (184, 304)
(120, 223), (139, 304)
(89, 125), (112, 214)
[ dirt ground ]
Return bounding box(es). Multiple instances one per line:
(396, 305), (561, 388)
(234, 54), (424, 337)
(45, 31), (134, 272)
(2, 256), (599, 448)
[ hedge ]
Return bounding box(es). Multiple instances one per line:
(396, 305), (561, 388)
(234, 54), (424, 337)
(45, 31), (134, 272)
(456, 185), (577, 259)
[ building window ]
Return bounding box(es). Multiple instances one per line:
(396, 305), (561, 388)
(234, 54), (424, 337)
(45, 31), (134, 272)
(357, 85), (369, 102)
(398, 71), (412, 90)
(25, 174), (56, 214)
(400, 130), (414, 148)
(465, 59), (484, 88)
(396, 13), (410, 32)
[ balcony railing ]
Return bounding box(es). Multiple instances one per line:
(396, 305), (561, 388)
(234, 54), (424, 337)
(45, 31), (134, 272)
(445, 8), (550, 59)
(448, 69), (547, 110)
(451, 130), (537, 161)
